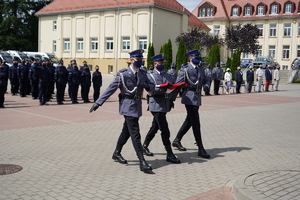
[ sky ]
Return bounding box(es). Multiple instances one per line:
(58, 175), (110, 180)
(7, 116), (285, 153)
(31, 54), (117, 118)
(176, 0), (202, 12)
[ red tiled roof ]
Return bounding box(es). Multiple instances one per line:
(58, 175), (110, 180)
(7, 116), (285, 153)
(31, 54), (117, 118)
(36, 0), (185, 15)
(192, 0), (300, 20)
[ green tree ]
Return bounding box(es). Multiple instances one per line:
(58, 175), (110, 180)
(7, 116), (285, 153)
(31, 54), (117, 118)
(0, 0), (53, 51)
(164, 39), (172, 70)
(230, 48), (241, 80)
(208, 44), (220, 67)
(175, 38), (187, 71)
(147, 43), (155, 67)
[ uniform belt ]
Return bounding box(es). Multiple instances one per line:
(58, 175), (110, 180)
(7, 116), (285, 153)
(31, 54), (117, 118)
(186, 87), (201, 92)
(122, 95), (141, 100)
(150, 93), (169, 98)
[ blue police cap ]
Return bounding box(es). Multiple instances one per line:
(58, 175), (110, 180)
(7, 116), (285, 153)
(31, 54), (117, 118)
(151, 53), (165, 62)
(187, 50), (200, 57)
(129, 49), (144, 58)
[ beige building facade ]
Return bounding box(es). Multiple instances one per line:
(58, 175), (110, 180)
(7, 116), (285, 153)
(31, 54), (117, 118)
(192, 0), (300, 70)
(36, 0), (209, 74)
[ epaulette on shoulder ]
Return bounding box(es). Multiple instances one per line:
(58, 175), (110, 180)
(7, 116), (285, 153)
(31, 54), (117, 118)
(183, 65), (188, 68)
(119, 68), (127, 73)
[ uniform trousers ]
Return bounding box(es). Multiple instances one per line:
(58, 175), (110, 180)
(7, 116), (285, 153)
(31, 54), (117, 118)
(213, 80), (220, 94)
(71, 84), (80, 102)
(56, 83), (66, 103)
(19, 78), (28, 96)
(30, 79), (39, 98)
(39, 82), (49, 104)
(10, 78), (19, 94)
(177, 104), (202, 143)
(0, 86), (5, 106)
(47, 81), (55, 100)
(256, 77), (262, 92)
(246, 81), (253, 92)
(81, 84), (90, 102)
(145, 112), (171, 147)
(117, 116), (143, 153)
(93, 84), (101, 102)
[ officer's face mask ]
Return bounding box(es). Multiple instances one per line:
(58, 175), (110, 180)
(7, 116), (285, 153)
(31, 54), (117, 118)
(156, 61), (165, 71)
(73, 65), (78, 70)
(191, 56), (200, 65)
(13, 63), (18, 67)
(133, 58), (143, 68)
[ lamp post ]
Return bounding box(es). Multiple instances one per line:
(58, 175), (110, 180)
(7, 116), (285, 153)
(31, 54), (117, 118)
(114, 0), (120, 74)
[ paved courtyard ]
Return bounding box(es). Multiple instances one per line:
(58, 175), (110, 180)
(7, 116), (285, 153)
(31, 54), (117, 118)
(0, 74), (300, 200)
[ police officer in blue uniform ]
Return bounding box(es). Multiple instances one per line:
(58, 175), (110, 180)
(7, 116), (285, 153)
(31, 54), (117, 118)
(92, 65), (102, 102)
(54, 61), (68, 105)
(167, 63), (177, 82)
(81, 64), (91, 103)
(67, 60), (75, 98)
(18, 59), (30, 97)
(29, 60), (40, 99)
(204, 64), (212, 95)
(9, 60), (20, 95)
(0, 64), (8, 108)
(38, 60), (51, 105)
(47, 60), (56, 101)
(90, 49), (155, 173)
(1, 59), (10, 94)
(170, 49), (211, 159)
(142, 54), (180, 164)
(68, 63), (81, 104)
(212, 62), (223, 95)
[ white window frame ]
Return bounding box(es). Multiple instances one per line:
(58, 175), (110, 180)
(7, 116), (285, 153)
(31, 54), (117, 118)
(214, 25), (220, 35)
(269, 24), (276, 37)
(53, 41), (57, 53)
(285, 4), (292, 13)
(245, 7), (251, 16)
(257, 6), (264, 15)
(207, 8), (213, 16)
(257, 25), (263, 37)
(138, 36), (147, 50)
(269, 46), (276, 59)
(284, 24), (291, 36)
(63, 38), (70, 51)
(53, 21), (57, 31)
(77, 38), (84, 51)
(298, 23), (300, 36)
(122, 37), (130, 51)
(271, 5), (278, 14)
(91, 38), (98, 51)
(282, 46), (290, 59)
(257, 46), (262, 57)
(201, 8), (205, 17)
(106, 37), (113, 51)
(297, 45), (300, 57)
(232, 7), (238, 16)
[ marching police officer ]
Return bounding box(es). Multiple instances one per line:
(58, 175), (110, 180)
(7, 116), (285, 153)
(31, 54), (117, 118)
(68, 63), (81, 104)
(90, 49), (155, 173)
(54, 61), (68, 105)
(38, 60), (51, 105)
(204, 64), (212, 95)
(92, 65), (102, 102)
(0, 63), (8, 108)
(212, 62), (223, 95)
(9, 60), (20, 95)
(81, 64), (91, 103)
(28, 60), (40, 99)
(167, 63), (177, 82)
(142, 54), (181, 164)
(18, 59), (30, 97)
(170, 49), (211, 159)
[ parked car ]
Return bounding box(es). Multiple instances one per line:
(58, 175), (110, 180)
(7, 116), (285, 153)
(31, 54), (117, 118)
(291, 58), (300, 70)
(249, 56), (276, 69)
(240, 59), (253, 68)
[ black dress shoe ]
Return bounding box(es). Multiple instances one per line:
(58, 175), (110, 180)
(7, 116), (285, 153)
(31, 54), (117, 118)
(57, 102), (64, 105)
(172, 138), (186, 151)
(143, 145), (154, 156)
(0, 105), (5, 108)
(198, 149), (210, 159)
(166, 153), (181, 164)
(139, 160), (153, 173)
(112, 152), (127, 164)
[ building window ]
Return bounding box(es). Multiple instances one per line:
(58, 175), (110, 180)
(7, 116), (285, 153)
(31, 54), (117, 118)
(269, 46), (276, 59)
(232, 7), (238, 16)
(285, 3), (292, 13)
(122, 37), (130, 51)
(200, 8), (205, 17)
(91, 38), (98, 51)
(271, 4), (278, 14)
(106, 37), (113, 51)
(257, 25), (263, 37)
(214, 25), (220, 35)
(284, 24), (291, 36)
(53, 21), (57, 31)
(138, 37), (147, 50)
(257, 5), (264, 15)
(282, 46), (290, 59)
(282, 65), (288, 70)
(297, 45), (300, 57)
(269, 24), (276, 37)
(207, 8), (213, 16)
(298, 23), (300, 36)
(53, 41), (57, 53)
(245, 6), (251, 16)
(63, 38), (70, 51)
(257, 46), (262, 57)
(77, 38), (83, 51)
(242, 53), (249, 58)
(108, 65), (113, 74)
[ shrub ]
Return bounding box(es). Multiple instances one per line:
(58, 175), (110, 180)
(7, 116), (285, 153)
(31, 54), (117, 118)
(294, 78), (300, 83)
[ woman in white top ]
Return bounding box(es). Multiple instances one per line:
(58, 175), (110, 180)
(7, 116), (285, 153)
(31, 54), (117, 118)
(224, 68), (232, 94)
